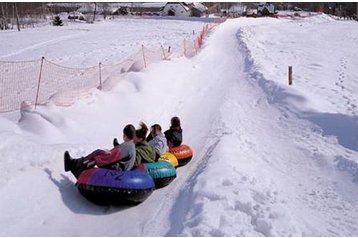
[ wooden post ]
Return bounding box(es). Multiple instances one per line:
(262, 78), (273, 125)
(35, 57), (45, 110)
(99, 62), (102, 90)
(288, 66), (293, 85)
(141, 44), (147, 68)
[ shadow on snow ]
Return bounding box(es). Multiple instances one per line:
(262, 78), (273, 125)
(44, 168), (131, 215)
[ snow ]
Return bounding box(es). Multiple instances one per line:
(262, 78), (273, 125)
(1, 15), (358, 236)
(0, 17), (205, 67)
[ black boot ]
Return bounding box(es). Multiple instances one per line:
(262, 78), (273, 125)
(113, 138), (119, 147)
(67, 155), (86, 179)
(64, 151), (74, 172)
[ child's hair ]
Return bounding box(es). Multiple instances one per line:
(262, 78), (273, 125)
(123, 124), (135, 140)
(151, 124), (162, 133)
(170, 116), (181, 128)
(136, 122), (148, 140)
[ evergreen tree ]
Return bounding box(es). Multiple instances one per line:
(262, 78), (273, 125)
(52, 15), (63, 26)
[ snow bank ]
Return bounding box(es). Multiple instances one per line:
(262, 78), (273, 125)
(171, 16), (358, 236)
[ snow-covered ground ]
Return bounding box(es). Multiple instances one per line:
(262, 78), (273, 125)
(0, 15), (358, 236)
(0, 17), (205, 67)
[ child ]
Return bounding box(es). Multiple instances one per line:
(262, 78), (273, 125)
(64, 124), (136, 178)
(164, 116), (183, 149)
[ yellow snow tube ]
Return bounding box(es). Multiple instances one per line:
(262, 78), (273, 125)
(159, 152), (179, 168)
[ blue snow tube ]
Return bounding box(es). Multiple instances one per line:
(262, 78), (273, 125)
(76, 168), (155, 205)
(143, 161), (177, 188)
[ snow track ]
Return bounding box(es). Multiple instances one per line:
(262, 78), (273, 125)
(165, 19), (358, 236)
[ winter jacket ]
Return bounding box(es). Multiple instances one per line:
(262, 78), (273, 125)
(116, 141), (136, 171)
(164, 127), (183, 148)
(96, 141), (136, 171)
(135, 141), (160, 165)
(148, 133), (168, 155)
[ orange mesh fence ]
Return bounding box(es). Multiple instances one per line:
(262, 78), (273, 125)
(0, 60), (42, 112)
(186, 23), (220, 58)
(0, 20), (224, 112)
(39, 59), (100, 107)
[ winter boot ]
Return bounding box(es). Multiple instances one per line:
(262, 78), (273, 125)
(64, 151), (85, 178)
(113, 138), (119, 147)
(64, 151), (74, 172)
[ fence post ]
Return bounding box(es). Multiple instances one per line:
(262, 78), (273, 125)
(198, 36), (202, 48)
(161, 45), (166, 60)
(288, 66), (293, 85)
(194, 40), (198, 55)
(34, 57), (45, 110)
(183, 38), (186, 57)
(99, 62), (102, 90)
(141, 44), (147, 68)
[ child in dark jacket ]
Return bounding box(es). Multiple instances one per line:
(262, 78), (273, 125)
(164, 116), (183, 149)
(64, 124), (136, 178)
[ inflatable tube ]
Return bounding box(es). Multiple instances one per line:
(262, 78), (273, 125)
(169, 144), (193, 166)
(159, 152), (179, 168)
(141, 161), (177, 188)
(76, 168), (155, 205)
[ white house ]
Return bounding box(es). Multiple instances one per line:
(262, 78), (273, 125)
(257, 3), (275, 16)
(162, 3), (191, 17)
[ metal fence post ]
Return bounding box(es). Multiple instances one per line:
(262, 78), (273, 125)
(183, 38), (187, 57)
(99, 62), (102, 90)
(34, 57), (45, 110)
(161, 45), (166, 60)
(142, 44), (147, 68)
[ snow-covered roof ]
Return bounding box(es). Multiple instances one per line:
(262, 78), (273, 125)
(191, 2), (207, 12)
(141, 2), (167, 8)
(166, 2), (191, 12)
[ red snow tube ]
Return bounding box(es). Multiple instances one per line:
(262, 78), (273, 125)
(169, 144), (193, 166)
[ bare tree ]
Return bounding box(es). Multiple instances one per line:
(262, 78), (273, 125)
(1, 3), (52, 30)
(13, 3), (20, 31)
(100, 2), (110, 20)
(1, 2), (9, 30)
(93, 2), (96, 22)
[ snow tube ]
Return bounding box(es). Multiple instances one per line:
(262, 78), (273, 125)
(76, 168), (155, 205)
(141, 161), (177, 188)
(159, 152), (179, 168)
(169, 144), (193, 166)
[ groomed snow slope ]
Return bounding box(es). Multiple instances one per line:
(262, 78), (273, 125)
(0, 16), (358, 236)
